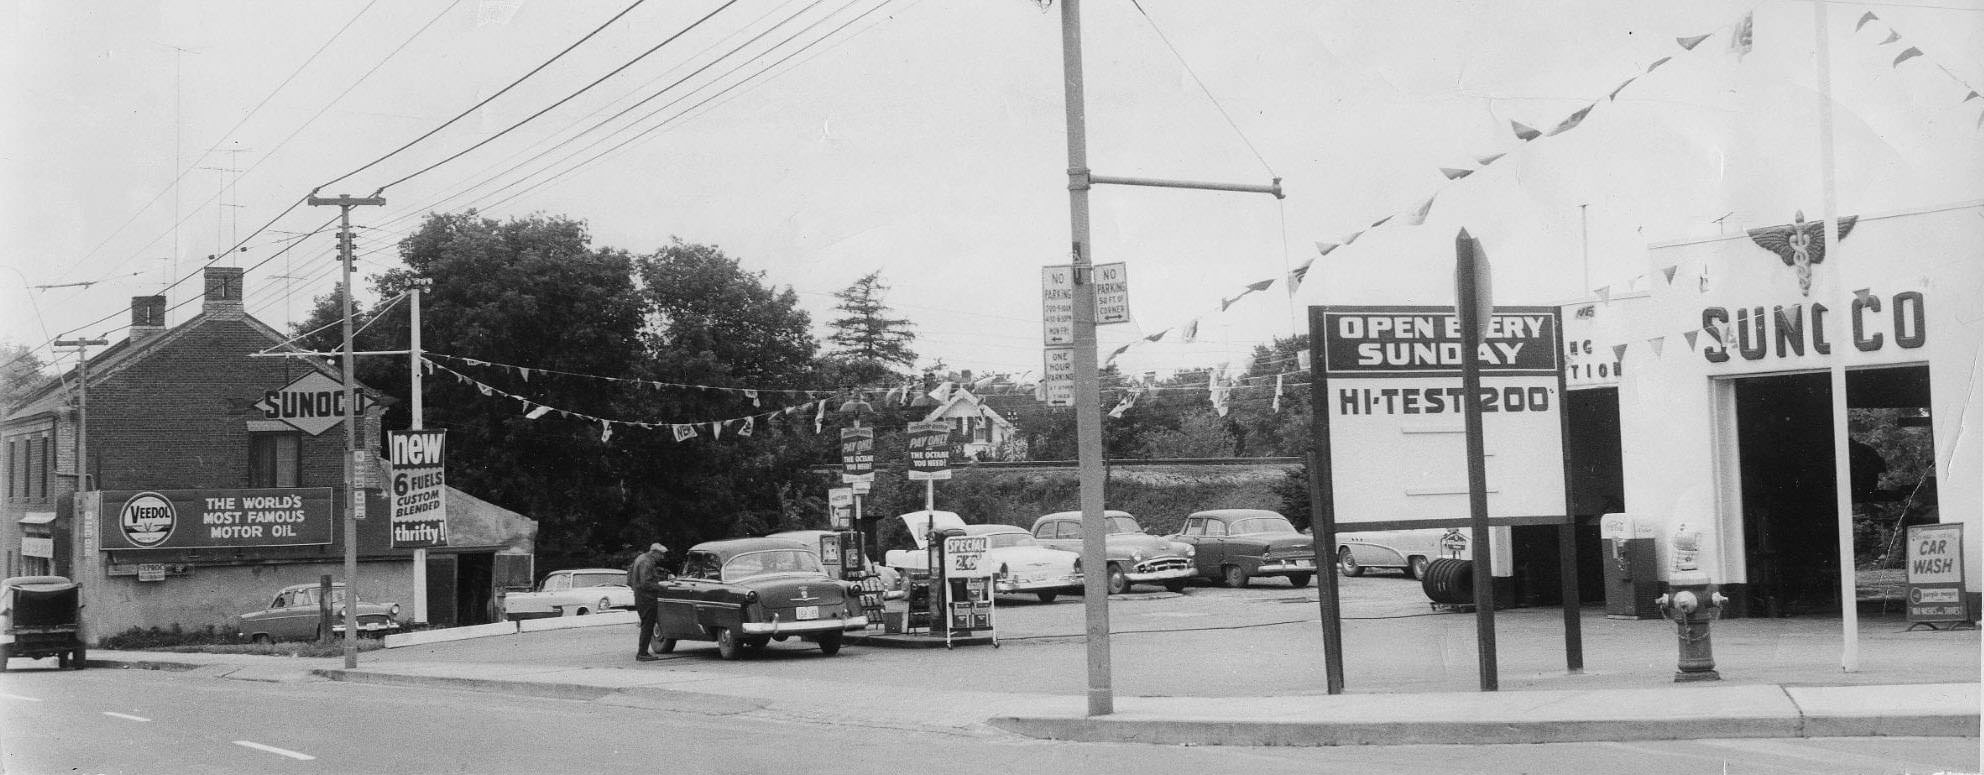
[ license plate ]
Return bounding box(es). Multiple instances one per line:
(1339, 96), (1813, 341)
(795, 605), (819, 621)
(1294, 558), (1314, 567)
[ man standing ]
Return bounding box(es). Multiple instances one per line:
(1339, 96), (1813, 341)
(629, 543), (669, 662)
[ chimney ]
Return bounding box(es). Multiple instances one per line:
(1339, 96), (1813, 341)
(202, 266), (245, 320)
(129, 296), (167, 342)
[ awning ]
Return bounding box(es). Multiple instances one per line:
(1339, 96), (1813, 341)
(17, 512), (56, 525)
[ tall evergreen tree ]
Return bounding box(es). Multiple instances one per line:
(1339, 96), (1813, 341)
(826, 271), (917, 386)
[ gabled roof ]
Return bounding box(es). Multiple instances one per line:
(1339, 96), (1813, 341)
(920, 388), (1016, 429)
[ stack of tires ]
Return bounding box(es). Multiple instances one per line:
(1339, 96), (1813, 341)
(1420, 558), (1474, 605)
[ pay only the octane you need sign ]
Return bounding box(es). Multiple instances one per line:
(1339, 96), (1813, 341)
(1312, 305), (1567, 531)
(102, 488), (334, 551)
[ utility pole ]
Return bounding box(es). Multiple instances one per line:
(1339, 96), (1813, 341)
(308, 191), (385, 670)
(409, 277), (433, 627)
(1057, 0), (1281, 716)
(53, 337), (110, 493)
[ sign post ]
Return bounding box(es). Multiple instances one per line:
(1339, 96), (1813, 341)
(1455, 229), (1499, 692)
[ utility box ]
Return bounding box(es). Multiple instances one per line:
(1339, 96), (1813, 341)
(1600, 513), (1660, 619)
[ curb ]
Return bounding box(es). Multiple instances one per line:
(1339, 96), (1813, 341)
(315, 668), (771, 716)
(985, 714), (1812, 746)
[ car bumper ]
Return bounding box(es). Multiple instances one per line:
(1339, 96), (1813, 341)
(1255, 557), (1318, 575)
(1124, 565), (1195, 583)
(741, 615), (868, 636)
(995, 574), (1082, 593)
(332, 622), (402, 635)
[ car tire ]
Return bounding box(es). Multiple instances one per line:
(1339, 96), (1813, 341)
(1222, 565), (1250, 588)
(654, 638), (677, 655)
(714, 627), (740, 660)
(1408, 556), (1431, 580)
(1036, 592), (1058, 603)
(1287, 572), (1313, 588)
(69, 647), (85, 670)
(0, 643), (9, 671)
(575, 607), (590, 616)
(56, 650), (68, 669)
(1163, 579), (1187, 593)
(818, 630), (844, 656)
(1105, 564), (1129, 595)
(1338, 547), (1365, 577)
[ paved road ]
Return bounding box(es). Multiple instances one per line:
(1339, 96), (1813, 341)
(3, 661), (1975, 774)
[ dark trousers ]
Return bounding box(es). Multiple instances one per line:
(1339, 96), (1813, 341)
(636, 597), (660, 655)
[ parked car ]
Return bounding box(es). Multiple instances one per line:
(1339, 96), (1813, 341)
(650, 538), (866, 659)
(885, 511), (1083, 603)
(766, 529), (906, 600)
(1336, 528), (1462, 579)
(237, 582), (402, 642)
(1030, 510), (1196, 594)
(1170, 509), (1318, 588)
(500, 568), (634, 620)
(1, 575), (85, 670)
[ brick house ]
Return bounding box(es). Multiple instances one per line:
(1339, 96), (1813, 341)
(2, 267), (535, 642)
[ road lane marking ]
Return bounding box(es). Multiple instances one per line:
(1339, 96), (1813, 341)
(0, 692), (41, 702)
(102, 712), (150, 722)
(234, 740), (315, 761)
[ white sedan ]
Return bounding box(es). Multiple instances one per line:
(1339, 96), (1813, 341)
(500, 568), (633, 620)
(886, 511), (1083, 603)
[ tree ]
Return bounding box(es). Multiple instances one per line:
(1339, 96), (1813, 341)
(1136, 410), (1237, 458)
(0, 343), (51, 414)
(826, 271), (917, 386)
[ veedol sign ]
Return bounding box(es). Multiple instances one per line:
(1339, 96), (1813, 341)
(102, 488), (334, 551)
(254, 371), (372, 436)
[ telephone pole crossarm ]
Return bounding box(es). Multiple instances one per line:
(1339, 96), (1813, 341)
(1088, 174), (1283, 200)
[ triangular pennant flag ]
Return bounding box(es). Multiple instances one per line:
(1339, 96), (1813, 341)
(1313, 241), (1340, 256)
(599, 421), (613, 444)
(1880, 31), (1902, 45)
(813, 399), (827, 434)
(673, 424), (696, 442)
(477, 383), (494, 397)
(1853, 288), (1874, 303)
(1647, 56), (1672, 73)
(1287, 259), (1314, 294)
(1729, 12), (1753, 59)
(525, 404), (552, 420)
(1180, 318), (1200, 344)
(1439, 167), (1473, 180)
(1855, 11), (1878, 32)
(1716, 320), (1737, 348)
(1341, 230), (1363, 246)
(1595, 285), (1612, 303)
(1893, 47), (1923, 66)
(1647, 336), (1665, 358)
(711, 421), (723, 440)
(1611, 343), (1628, 362)
(1548, 104), (1595, 136)
(1608, 77), (1638, 101)
(518, 367), (531, 382)
(1370, 213), (1394, 228)
(1662, 264), (1678, 284)
(1474, 152), (1506, 166)
(1208, 364), (1231, 417)
(1511, 121), (1541, 141)
(1271, 374), (1285, 413)
(1108, 389), (1139, 419)
(1105, 342), (1133, 366)
(745, 389), (760, 407)
(1143, 329), (1168, 343)
(1676, 33), (1711, 51)
(465, 358), (486, 367)
(1683, 330), (1700, 350)
(1400, 196), (1435, 226)
(1964, 91), (1981, 103)
(1245, 278), (1274, 293)
(1219, 293), (1245, 312)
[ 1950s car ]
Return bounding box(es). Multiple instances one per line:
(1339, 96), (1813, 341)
(500, 568), (634, 620)
(886, 511), (1083, 602)
(766, 529), (905, 600)
(1030, 510), (1196, 594)
(1, 575), (85, 670)
(1171, 509), (1318, 588)
(651, 538), (867, 660)
(1337, 527), (1462, 579)
(237, 582), (402, 642)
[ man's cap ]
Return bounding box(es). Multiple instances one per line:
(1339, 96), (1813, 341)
(650, 542), (668, 553)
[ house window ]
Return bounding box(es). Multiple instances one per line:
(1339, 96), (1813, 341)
(6, 435), (51, 499)
(6, 439), (16, 497)
(35, 437), (49, 497)
(249, 432), (301, 487)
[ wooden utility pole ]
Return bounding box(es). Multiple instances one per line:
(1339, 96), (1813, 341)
(53, 337), (110, 492)
(307, 191), (384, 670)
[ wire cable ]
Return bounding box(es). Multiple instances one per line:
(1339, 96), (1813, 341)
(316, 0), (652, 191)
(1127, 0), (1275, 177)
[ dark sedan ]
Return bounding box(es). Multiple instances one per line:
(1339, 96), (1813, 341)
(1170, 509), (1318, 588)
(651, 538), (867, 660)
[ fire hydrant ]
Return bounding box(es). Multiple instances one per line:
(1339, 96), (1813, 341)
(1654, 523), (1727, 682)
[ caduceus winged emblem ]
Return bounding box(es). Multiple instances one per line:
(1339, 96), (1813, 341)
(1745, 210), (1857, 296)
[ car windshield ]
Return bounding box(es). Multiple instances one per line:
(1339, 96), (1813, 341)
(984, 532), (1037, 549)
(1106, 516), (1142, 534)
(722, 550), (824, 582)
(1229, 517), (1297, 535)
(292, 588), (350, 606)
(570, 572), (623, 588)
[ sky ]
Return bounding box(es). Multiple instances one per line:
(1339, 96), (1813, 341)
(5, 0), (1982, 385)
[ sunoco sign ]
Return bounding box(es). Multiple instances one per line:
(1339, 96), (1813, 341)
(253, 371), (372, 436)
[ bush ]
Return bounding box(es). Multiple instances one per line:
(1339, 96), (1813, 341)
(98, 623), (247, 650)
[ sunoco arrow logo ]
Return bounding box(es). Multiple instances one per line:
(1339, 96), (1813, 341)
(253, 371), (370, 436)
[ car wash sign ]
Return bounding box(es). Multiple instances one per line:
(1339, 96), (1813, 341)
(254, 371), (371, 436)
(100, 488), (334, 551)
(1312, 305), (1566, 530)
(387, 429), (447, 548)
(1905, 523), (1968, 625)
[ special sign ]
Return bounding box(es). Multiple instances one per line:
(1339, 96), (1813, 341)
(253, 371), (372, 436)
(943, 534), (992, 578)
(102, 488), (334, 550)
(906, 421), (953, 481)
(388, 429), (448, 548)
(1905, 523), (1969, 625)
(840, 426), (875, 483)
(1313, 305), (1566, 530)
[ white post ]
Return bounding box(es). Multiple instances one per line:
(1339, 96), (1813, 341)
(410, 279), (429, 627)
(1811, 2), (1858, 672)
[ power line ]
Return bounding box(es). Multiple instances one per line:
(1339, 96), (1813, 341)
(315, 0), (653, 191)
(1126, 0), (1275, 177)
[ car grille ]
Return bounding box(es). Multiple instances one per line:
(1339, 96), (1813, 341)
(1135, 557), (1192, 574)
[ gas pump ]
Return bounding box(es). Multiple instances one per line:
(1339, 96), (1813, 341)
(829, 530), (887, 626)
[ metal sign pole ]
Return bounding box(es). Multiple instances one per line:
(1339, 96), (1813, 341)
(1455, 228), (1499, 692)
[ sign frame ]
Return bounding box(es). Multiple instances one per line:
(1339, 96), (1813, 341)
(387, 429), (448, 549)
(906, 420), (953, 481)
(1905, 522), (1972, 628)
